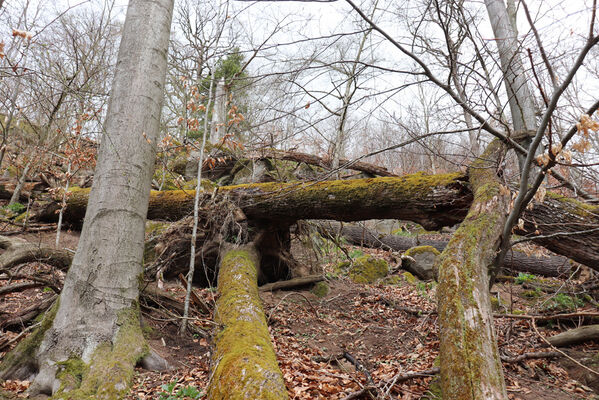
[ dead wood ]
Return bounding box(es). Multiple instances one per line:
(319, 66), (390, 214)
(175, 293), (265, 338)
(316, 221), (574, 278)
(40, 172), (599, 270)
(140, 284), (188, 316)
(177, 273), (211, 314)
(259, 274), (324, 291)
(0, 295), (57, 331)
(547, 325), (599, 347)
(0, 282), (41, 295)
(208, 244), (288, 399)
(437, 140), (509, 398)
(250, 148), (397, 177)
(0, 236), (72, 272)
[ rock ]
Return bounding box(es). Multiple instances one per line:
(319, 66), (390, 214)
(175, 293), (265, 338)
(349, 255), (388, 284)
(138, 348), (170, 372)
(403, 246), (440, 281)
(311, 281), (330, 298)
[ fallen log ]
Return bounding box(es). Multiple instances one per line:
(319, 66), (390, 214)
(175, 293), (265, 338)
(250, 148), (397, 177)
(207, 244), (288, 400)
(259, 274), (324, 291)
(0, 236), (72, 272)
(39, 173), (472, 228)
(38, 172), (599, 269)
(316, 221), (574, 277)
(547, 325), (599, 347)
(436, 140), (509, 399)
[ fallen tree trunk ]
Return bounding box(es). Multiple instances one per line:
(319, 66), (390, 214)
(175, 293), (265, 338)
(316, 221), (574, 277)
(39, 172), (599, 269)
(40, 173), (472, 229)
(0, 236), (73, 272)
(259, 274), (324, 292)
(207, 244), (288, 399)
(436, 140), (509, 399)
(547, 325), (599, 347)
(250, 148), (397, 177)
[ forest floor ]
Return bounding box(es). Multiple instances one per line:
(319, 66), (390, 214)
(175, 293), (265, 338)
(1, 228), (599, 400)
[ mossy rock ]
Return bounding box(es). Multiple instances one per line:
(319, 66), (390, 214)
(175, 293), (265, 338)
(332, 261), (351, 276)
(311, 281), (330, 298)
(402, 271), (419, 284)
(381, 275), (403, 286)
(348, 255), (388, 284)
(403, 246), (440, 281)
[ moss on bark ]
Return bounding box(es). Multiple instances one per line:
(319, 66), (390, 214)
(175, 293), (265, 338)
(436, 140), (509, 400)
(208, 245), (288, 400)
(0, 299), (59, 381)
(50, 307), (147, 400)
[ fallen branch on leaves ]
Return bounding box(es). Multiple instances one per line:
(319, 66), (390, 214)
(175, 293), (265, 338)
(259, 274), (324, 291)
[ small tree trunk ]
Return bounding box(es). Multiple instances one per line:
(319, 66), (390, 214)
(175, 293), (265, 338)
(9, 159), (32, 205)
(437, 140), (509, 399)
(208, 244), (288, 400)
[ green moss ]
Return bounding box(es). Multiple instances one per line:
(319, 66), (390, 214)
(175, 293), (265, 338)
(52, 306), (147, 400)
(145, 220), (170, 237)
(311, 281), (330, 298)
(13, 211), (28, 224)
(404, 245), (440, 257)
(0, 298), (59, 377)
(435, 140), (509, 398)
(348, 255), (388, 284)
(545, 191), (598, 216)
(402, 271), (418, 284)
(522, 289), (542, 298)
(382, 275), (404, 285)
(209, 246), (287, 399)
(423, 377), (443, 399)
(56, 357), (87, 393)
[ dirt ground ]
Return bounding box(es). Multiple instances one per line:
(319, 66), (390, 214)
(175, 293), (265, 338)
(1, 229), (599, 399)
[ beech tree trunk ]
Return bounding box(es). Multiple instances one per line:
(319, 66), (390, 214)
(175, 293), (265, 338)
(208, 244), (288, 400)
(437, 140), (509, 399)
(48, 173), (599, 270)
(0, 1), (175, 398)
(316, 221), (574, 277)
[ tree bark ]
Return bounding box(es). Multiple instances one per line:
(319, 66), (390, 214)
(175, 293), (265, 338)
(0, 235), (72, 272)
(485, 0), (537, 153)
(437, 140), (509, 399)
(45, 173), (472, 229)
(46, 173), (599, 270)
(547, 325), (599, 347)
(208, 244), (288, 400)
(316, 221), (574, 278)
(0, 0), (176, 397)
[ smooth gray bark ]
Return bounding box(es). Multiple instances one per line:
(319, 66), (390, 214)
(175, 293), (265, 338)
(26, 0), (175, 395)
(485, 0), (537, 147)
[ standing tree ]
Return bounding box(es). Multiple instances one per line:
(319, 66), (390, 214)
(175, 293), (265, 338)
(0, 0), (175, 398)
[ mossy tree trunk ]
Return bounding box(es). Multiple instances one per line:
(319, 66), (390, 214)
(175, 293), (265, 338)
(43, 172), (599, 269)
(208, 244), (288, 400)
(0, 0), (175, 398)
(436, 140), (509, 399)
